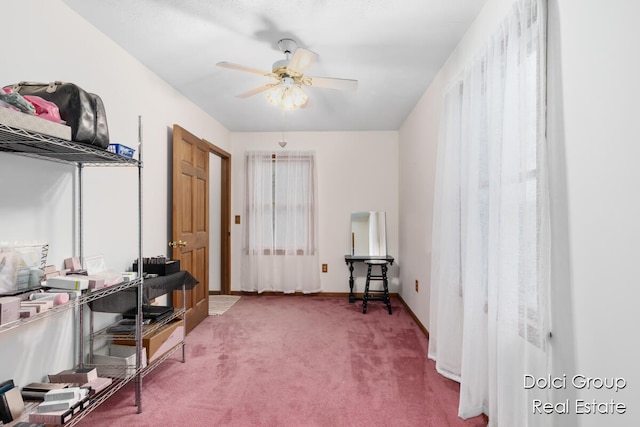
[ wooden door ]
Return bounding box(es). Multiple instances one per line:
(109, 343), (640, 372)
(172, 125), (209, 334)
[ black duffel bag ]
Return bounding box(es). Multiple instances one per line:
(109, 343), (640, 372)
(6, 81), (109, 148)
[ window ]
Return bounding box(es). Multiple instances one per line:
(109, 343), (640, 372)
(243, 151), (317, 256)
(241, 151), (320, 294)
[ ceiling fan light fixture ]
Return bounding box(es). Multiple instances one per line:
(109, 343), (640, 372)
(265, 81), (308, 111)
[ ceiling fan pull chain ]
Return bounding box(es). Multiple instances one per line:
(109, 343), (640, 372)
(279, 109), (287, 148)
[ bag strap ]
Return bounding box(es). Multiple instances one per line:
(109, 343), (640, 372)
(11, 81), (65, 93)
(46, 82), (59, 93)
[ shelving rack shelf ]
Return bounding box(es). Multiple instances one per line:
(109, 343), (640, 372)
(0, 122), (139, 165)
(0, 118), (147, 426)
(0, 279), (141, 335)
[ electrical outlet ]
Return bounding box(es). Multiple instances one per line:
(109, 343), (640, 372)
(415, 279), (419, 292)
(322, 264), (328, 273)
(235, 215), (241, 224)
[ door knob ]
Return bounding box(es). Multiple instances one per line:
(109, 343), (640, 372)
(168, 240), (187, 248)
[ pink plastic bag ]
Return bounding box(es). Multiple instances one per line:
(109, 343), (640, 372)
(23, 95), (64, 123)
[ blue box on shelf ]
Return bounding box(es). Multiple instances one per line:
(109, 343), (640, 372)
(107, 144), (135, 158)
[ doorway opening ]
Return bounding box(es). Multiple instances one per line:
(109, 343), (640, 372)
(208, 143), (231, 295)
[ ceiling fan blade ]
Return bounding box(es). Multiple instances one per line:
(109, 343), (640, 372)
(305, 76), (358, 91)
(217, 61), (273, 77)
(236, 83), (278, 98)
(286, 48), (318, 76)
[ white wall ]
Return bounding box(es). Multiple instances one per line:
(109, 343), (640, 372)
(399, 0), (640, 426)
(546, 1), (640, 426)
(0, 0), (229, 386)
(230, 131), (399, 294)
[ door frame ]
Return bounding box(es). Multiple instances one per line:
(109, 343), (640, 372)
(207, 140), (231, 295)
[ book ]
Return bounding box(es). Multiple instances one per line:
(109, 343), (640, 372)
(1, 380), (17, 423)
(1, 385), (25, 423)
(13, 422), (46, 427)
(21, 382), (73, 401)
(36, 398), (76, 413)
(23, 382), (73, 392)
(0, 389), (13, 423)
(30, 396), (84, 424)
(44, 387), (82, 402)
(4, 386), (25, 420)
(122, 304), (174, 321)
(20, 390), (48, 401)
(77, 394), (91, 410)
(0, 379), (14, 394)
(29, 407), (74, 425)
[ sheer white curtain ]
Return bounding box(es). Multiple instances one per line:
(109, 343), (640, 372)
(428, 0), (550, 425)
(241, 151), (321, 294)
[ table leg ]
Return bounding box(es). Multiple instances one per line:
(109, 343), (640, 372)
(347, 260), (355, 303)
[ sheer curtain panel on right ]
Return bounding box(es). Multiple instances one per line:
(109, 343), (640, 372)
(428, 0), (550, 425)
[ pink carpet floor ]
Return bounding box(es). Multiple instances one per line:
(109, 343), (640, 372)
(78, 296), (487, 427)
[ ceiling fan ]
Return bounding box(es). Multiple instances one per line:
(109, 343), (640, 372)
(216, 38), (358, 110)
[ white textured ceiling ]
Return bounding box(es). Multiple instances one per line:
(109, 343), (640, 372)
(62, 0), (486, 132)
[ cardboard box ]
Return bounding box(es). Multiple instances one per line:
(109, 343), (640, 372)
(82, 377), (112, 396)
(114, 319), (184, 363)
(20, 300), (53, 313)
(91, 344), (147, 378)
(19, 306), (37, 318)
(64, 257), (82, 271)
(132, 259), (180, 276)
(44, 275), (88, 291)
(0, 107), (71, 140)
(0, 297), (21, 325)
(29, 400), (79, 425)
(77, 274), (106, 290)
(43, 387), (83, 402)
(48, 368), (97, 384)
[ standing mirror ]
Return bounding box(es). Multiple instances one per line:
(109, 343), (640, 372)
(350, 211), (387, 256)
